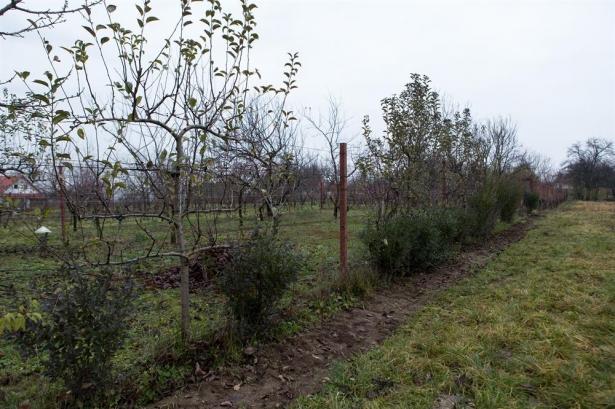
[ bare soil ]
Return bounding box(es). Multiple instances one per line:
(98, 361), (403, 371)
(152, 218), (535, 409)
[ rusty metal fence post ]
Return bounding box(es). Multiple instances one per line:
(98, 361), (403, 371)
(320, 177), (324, 210)
(58, 165), (67, 245)
(339, 142), (348, 280)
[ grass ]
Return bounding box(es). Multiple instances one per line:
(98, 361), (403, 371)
(293, 201), (615, 409)
(0, 205), (370, 408)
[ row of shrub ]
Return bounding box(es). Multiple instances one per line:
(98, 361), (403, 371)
(7, 179), (540, 408)
(361, 176), (533, 277)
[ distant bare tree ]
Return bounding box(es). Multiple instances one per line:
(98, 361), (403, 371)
(519, 151), (555, 183)
(565, 138), (614, 200)
(305, 97), (349, 219)
(486, 117), (520, 176)
(220, 96), (302, 233)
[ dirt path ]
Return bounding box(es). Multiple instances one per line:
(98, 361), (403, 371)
(152, 218), (535, 409)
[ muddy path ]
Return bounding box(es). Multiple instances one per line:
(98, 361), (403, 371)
(152, 218), (536, 409)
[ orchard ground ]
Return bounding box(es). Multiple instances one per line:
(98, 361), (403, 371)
(0, 205), (378, 407)
(293, 201), (615, 409)
(2, 202), (613, 408)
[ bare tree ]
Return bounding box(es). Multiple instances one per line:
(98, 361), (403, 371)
(565, 138), (614, 200)
(220, 95), (302, 233)
(305, 97), (349, 219)
(486, 116), (521, 176)
(519, 151), (555, 183)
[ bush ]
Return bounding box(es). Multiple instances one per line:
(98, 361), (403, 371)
(524, 191), (540, 213)
(220, 233), (303, 338)
(496, 178), (523, 222)
(16, 270), (134, 408)
(465, 181), (499, 239)
(361, 209), (461, 277)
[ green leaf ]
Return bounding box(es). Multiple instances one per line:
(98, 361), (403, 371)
(146, 16), (159, 23)
(188, 97), (197, 108)
(106, 4), (117, 12)
(33, 79), (49, 87)
(17, 71), (30, 79)
(52, 110), (70, 125)
(77, 128), (85, 139)
(32, 94), (49, 104)
(83, 26), (97, 37)
(101, 37), (110, 45)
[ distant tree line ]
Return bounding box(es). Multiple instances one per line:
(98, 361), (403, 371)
(563, 138), (614, 200)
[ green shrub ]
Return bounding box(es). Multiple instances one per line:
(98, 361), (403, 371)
(465, 181), (499, 239)
(496, 178), (523, 222)
(431, 207), (467, 243)
(524, 191), (540, 213)
(360, 209), (460, 277)
(220, 233), (303, 338)
(16, 269), (134, 408)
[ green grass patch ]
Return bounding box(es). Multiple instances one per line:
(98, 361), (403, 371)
(293, 201), (615, 409)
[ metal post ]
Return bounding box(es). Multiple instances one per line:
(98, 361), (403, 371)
(339, 143), (348, 280)
(319, 177), (324, 209)
(58, 165), (67, 244)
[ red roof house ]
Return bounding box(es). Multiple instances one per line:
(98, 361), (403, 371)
(0, 175), (47, 208)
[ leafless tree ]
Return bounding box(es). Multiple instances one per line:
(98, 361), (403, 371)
(305, 97), (349, 219)
(565, 138), (614, 199)
(219, 95), (303, 233)
(486, 116), (521, 176)
(519, 151), (555, 183)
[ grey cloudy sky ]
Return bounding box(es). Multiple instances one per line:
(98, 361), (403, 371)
(1, 0), (614, 166)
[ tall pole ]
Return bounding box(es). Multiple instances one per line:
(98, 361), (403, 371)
(319, 177), (324, 209)
(58, 165), (67, 244)
(339, 143), (348, 280)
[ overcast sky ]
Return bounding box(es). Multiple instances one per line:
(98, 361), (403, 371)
(1, 0), (614, 166)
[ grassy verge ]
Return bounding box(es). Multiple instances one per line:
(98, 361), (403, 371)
(293, 201), (615, 409)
